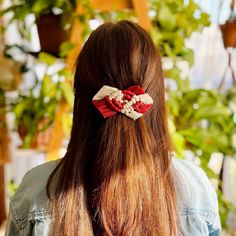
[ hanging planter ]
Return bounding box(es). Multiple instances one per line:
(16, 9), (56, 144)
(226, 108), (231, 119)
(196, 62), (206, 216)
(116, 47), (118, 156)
(36, 13), (69, 55)
(219, 0), (236, 88)
(220, 0), (236, 48)
(220, 18), (236, 48)
(0, 0), (77, 55)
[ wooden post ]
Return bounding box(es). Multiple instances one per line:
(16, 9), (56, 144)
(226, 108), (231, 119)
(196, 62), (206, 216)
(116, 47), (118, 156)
(66, 3), (88, 71)
(46, 0), (152, 160)
(132, 0), (152, 31)
(0, 165), (6, 225)
(46, 3), (87, 160)
(90, 0), (132, 10)
(0, 13), (11, 224)
(46, 100), (68, 160)
(0, 95), (11, 225)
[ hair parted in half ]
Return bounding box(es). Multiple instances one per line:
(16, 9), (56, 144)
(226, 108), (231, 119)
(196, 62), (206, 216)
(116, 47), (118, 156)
(46, 20), (179, 236)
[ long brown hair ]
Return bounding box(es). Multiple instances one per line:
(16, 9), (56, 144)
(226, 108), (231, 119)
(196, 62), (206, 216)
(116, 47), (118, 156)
(46, 20), (178, 236)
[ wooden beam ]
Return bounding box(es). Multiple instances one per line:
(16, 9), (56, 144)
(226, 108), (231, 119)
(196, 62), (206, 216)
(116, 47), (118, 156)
(0, 95), (10, 225)
(66, 3), (87, 71)
(91, 0), (132, 11)
(132, 0), (152, 31)
(0, 13), (10, 225)
(0, 165), (6, 225)
(46, 100), (68, 160)
(66, 0), (152, 71)
(46, 3), (86, 161)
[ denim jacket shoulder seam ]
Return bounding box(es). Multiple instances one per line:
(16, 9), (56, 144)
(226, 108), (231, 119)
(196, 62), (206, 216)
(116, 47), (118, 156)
(9, 200), (27, 234)
(10, 202), (52, 233)
(180, 207), (217, 224)
(28, 209), (52, 221)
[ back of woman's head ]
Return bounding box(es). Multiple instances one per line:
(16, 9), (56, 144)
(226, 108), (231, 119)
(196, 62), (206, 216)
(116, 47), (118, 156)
(47, 20), (178, 236)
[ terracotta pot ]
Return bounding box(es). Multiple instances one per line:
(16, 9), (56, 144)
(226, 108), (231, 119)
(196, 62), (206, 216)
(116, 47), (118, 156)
(18, 119), (53, 151)
(220, 19), (236, 48)
(36, 13), (69, 55)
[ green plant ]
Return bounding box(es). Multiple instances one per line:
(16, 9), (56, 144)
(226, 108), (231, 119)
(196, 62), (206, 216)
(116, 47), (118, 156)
(150, 0), (210, 67)
(167, 69), (236, 234)
(150, 0), (211, 102)
(0, 0), (77, 39)
(13, 52), (73, 148)
(169, 90), (229, 155)
(1, 0), (77, 20)
(148, 0), (236, 232)
(71, 2), (136, 47)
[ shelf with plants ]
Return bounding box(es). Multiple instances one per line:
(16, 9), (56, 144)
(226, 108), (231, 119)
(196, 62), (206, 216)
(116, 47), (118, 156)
(0, 0), (151, 165)
(0, 0), (145, 155)
(0, 0), (76, 150)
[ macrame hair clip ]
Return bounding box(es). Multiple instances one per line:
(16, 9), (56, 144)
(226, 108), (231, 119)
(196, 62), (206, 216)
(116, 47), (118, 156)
(92, 85), (153, 120)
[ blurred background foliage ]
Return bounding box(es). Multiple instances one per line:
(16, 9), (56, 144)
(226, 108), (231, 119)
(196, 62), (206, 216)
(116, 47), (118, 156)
(0, 0), (236, 233)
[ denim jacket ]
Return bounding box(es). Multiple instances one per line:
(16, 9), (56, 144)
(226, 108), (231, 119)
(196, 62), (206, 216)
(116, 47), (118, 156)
(5, 157), (221, 236)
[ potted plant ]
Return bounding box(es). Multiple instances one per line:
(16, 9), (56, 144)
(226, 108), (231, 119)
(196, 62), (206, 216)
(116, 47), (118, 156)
(13, 52), (73, 149)
(0, 0), (77, 54)
(168, 86), (236, 231)
(150, 0), (210, 67)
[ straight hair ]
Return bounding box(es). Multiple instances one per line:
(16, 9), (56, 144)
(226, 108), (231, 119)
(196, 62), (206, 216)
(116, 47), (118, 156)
(46, 20), (178, 236)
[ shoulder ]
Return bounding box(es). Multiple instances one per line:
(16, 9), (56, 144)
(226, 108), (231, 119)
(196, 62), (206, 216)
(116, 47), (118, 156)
(173, 157), (217, 200)
(12, 159), (61, 205)
(172, 157), (221, 235)
(8, 159), (61, 232)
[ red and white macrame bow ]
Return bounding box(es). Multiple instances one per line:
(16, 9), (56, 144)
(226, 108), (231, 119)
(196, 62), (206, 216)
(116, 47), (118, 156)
(92, 85), (153, 120)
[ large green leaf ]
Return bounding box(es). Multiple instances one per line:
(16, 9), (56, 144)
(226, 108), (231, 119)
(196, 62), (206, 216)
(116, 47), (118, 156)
(157, 4), (176, 31)
(41, 75), (56, 97)
(32, 0), (50, 14)
(39, 52), (56, 66)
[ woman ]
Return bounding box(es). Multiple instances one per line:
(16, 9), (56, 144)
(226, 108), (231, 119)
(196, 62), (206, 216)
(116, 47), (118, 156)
(6, 21), (220, 236)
